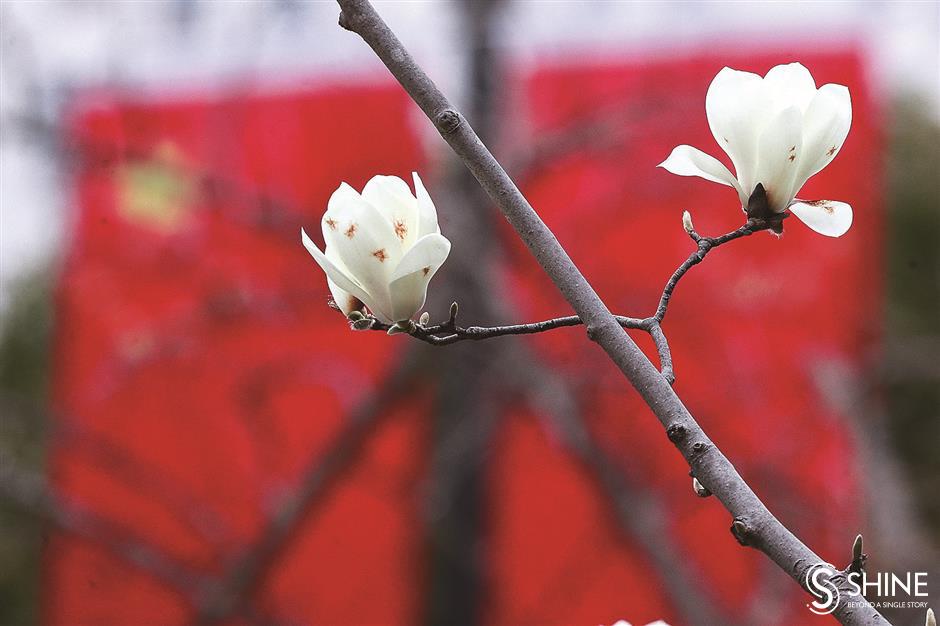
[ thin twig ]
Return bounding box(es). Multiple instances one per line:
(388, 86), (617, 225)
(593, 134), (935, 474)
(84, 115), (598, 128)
(371, 313), (645, 345)
(655, 217), (778, 322)
(335, 3), (889, 623)
(359, 216), (777, 384)
(365, 311), (684, 383)
(646, 321), (675, 384)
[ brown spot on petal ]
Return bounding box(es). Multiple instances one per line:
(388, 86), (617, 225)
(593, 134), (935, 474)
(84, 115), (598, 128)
(804, 200), (836, 214)
(325, 217), (337, 230)
(344, 223), (357, 238)
(422, 266), (430, 276)
(788, 154), (796, 162)
(329, 295), (364, 315)
(723, 136), (729, 143)
(827, 145), (837, 156)
(372, 249), (388, 262)
(789, 145), (796, 152)
(394, 220), (408, 241)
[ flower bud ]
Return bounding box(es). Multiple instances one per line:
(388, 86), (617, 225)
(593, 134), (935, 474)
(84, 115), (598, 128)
(302, 173), (451, 324)
(852, 534), (863, 562)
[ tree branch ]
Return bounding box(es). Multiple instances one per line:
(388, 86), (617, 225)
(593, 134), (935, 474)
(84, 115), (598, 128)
(654, 218), (774, 322)
(515, 356), (740, 626)
(355, 215), (779, 386)
(334, 2), (889, 623)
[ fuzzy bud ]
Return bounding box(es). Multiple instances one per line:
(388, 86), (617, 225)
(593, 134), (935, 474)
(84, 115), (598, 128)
(692, 477), (711, 497)
(351, 318), (373, 331)
(387, 320), (415, 336)
(852, 534), (863, 562)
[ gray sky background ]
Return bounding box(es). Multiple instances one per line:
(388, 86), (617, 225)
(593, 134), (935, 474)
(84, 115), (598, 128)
(1, 0), (938, 320)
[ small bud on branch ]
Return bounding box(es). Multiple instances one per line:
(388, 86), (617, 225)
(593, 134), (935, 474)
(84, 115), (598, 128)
(692, 476), (711, 497)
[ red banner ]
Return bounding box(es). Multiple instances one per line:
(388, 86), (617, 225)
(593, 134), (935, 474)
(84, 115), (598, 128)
(49, 52), (880, 626)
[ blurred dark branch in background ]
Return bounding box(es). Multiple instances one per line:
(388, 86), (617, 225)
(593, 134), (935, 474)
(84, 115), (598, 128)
(194, 349), (427, 625)
(884, 100), (940, 547)
(334, 1), (891, 623)
(812, 360), (939, 577)
(512, 355), (745, 626)
(0, 457), (209, 602)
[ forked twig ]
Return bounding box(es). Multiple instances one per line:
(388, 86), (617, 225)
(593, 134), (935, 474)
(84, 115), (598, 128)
(357, 217), (777, 385)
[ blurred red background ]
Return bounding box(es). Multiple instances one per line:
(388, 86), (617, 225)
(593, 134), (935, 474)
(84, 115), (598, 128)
(46, 51), (879, 626)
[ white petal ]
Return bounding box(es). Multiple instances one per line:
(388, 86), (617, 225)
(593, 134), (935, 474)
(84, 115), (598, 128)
(658, 145), (745, 203)
(321, 183), (401, 318)
(301, 228), (388, 320)
(753, 106), (804, 212)
(412, 172), (441, 237)
(326, 278), (362, 316)
(705, 67), (770, 193)
(324, 182), (369, 225)
(788, 199), (853, 237)
(361, 175), (419, 250)
(388, 233), (451, 321)
(763, 62), (817, 114)
(795, 83), (852, 187)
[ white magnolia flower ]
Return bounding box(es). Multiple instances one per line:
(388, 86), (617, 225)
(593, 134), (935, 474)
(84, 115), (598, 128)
(659, 62), (853, 237)
(301, 173), (451, 324)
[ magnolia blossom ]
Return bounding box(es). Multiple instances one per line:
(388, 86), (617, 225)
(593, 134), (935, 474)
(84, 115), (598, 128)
(659, 62), (853, 237)
(301, 173), (451, 324)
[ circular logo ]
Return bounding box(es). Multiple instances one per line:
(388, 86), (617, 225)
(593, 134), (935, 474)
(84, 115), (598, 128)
(805, 562), (840, 615)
